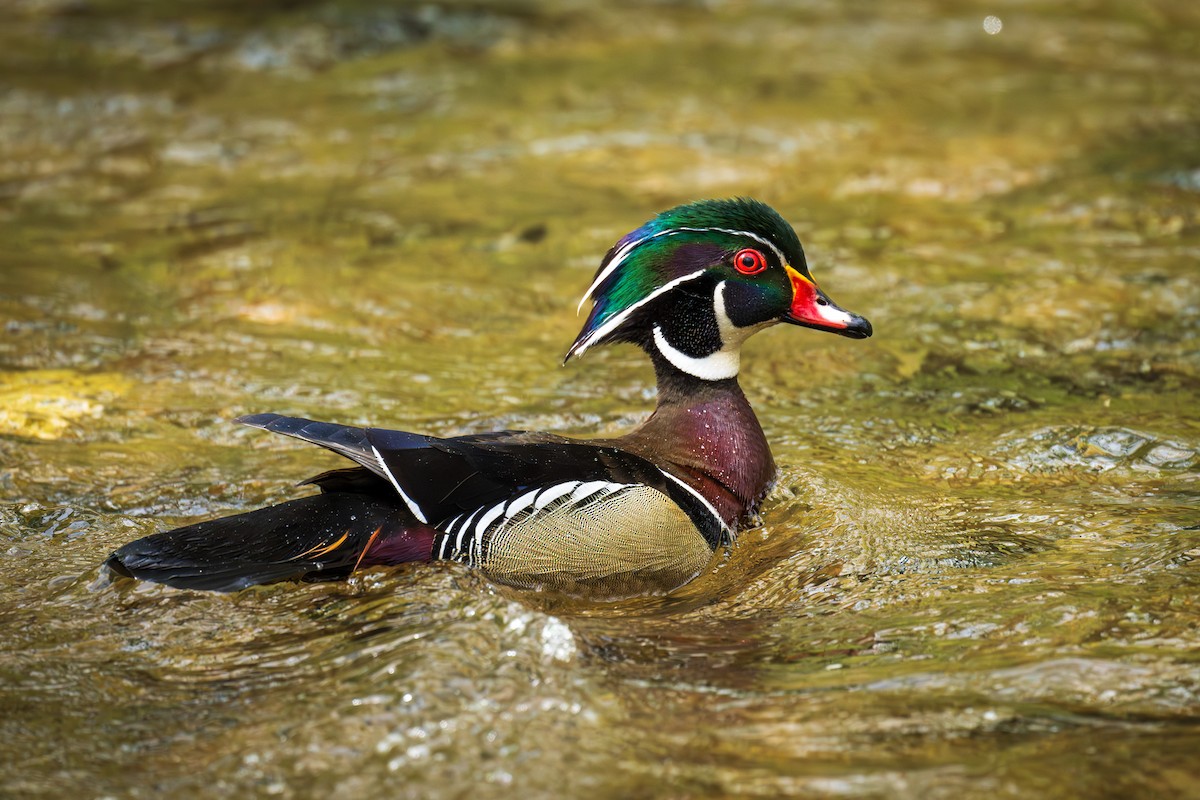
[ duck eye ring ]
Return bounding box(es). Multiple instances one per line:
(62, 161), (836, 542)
(733, 248), (767, 276)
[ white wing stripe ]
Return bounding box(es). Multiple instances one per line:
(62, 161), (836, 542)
(533, 481), (581, 510)
(476, 502), (506, 539)
(455, 507), (482, 554)
(371, 445), (428, 524)
(570, 480), (619, 504)
(657, 469), (732, 539)
(504, 488), (541, 519)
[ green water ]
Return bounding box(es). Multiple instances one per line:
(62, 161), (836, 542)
(1, 1), (1198, 797)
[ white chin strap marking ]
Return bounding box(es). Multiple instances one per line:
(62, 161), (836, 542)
(653, 325), (740, 380)
(652, 282), (765, 381)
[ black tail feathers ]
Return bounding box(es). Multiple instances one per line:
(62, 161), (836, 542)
(106, 493), (433, 592)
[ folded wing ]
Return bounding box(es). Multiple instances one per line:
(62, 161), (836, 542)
(237, 413), (728, 548)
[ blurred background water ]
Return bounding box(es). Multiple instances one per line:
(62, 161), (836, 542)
(0, 1), (1197, 797)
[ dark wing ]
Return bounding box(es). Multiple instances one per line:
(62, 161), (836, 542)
(237, 412), (389, 473)
(370, 429), (728, 547)
(106, 493), (432, 591)
(237, 413), (729, 548)
(236, 413), (536, 523)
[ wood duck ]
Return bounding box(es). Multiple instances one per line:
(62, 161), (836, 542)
(105, 199), (871, 597)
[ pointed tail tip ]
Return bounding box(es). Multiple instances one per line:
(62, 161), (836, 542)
(235, 412), (283, 428)
(103, 552), (134, 579)
(101, 494), (437, 593)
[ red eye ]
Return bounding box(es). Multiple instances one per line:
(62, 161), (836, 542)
(733, 248), (767, 275)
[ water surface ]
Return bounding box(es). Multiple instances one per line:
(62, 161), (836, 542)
(1, 1), (1197, 797)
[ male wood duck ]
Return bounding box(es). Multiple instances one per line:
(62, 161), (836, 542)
(105, 199), (871, 597)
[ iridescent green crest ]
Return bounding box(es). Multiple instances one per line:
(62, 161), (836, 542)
(566, 198), (806, 360)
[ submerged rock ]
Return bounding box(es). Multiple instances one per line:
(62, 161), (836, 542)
(995, 426), (1198, 474)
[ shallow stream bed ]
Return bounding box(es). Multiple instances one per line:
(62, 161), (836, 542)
(1, 1), (1198, 797)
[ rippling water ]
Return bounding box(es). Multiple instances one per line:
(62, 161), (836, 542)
(1, 1), (1197, 797)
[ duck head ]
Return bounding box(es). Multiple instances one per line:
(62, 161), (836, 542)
(566, 198), (872, 380)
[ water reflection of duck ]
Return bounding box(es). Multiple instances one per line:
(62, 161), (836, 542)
(105, 199), (872, 598)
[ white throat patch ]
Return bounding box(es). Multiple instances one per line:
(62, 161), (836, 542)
(651, 282), (766, 381)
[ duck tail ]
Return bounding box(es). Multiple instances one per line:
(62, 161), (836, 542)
(105, 493), (435, 592)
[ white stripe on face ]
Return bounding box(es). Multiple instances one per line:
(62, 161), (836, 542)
(576, 226), (786, 313)
(567, 270), (708, 360)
